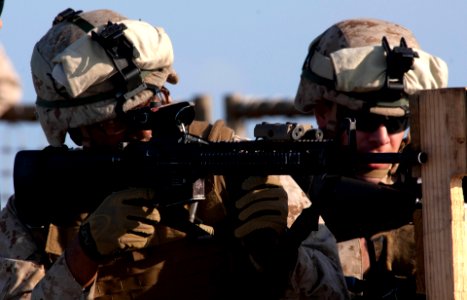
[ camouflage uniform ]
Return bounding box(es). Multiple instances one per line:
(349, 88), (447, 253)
(0, 8), (348, 300)
(0, 171), (348, 299)
(0, 44), (21, 117)
(294, 18), (448, 299)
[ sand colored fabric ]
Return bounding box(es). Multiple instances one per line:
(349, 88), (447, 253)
(31, 9), (178, 146)
(294, 18), (448, 115)
(51, 20), (174, 98)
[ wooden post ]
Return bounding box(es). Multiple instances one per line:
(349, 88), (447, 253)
(224, 93), (311, 136)
(192, 94), (212, 123)
(410, 88), (467, 299)
(0, 104), (37, 122)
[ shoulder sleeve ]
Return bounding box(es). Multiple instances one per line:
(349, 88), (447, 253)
(0, 197), (38, 259)
(0, 199), (93, 299)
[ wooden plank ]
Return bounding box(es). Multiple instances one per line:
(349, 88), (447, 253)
(411, 88), (467, 299)
(409, 95), (427, 294)
(224, 94), (311, 136)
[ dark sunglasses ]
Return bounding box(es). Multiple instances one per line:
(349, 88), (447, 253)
(344, 113), (409, 134)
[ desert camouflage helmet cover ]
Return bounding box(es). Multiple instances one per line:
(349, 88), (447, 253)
(294, 18), (448, 116)
(31, 9), (178, 146)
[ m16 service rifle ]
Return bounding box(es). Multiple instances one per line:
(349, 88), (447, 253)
(13, 101), (425, 239)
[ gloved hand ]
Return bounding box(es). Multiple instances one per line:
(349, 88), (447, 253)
(234, 176), (288, 240)
(233, 176), (290, 297)
(78, 187), (185, 260)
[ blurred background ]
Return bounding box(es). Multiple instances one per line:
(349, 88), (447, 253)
(1, 0), (466, 206)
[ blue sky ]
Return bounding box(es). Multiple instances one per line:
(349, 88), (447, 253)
(2, 0), (466, 130)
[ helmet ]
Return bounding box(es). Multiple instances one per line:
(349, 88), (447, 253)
(0, 0), (4, 18)
(31, 8), (179, 146)
(294, 18), (448, 116)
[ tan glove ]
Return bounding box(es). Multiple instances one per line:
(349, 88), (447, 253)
(79, 187), (184, 259)
(234, 176), (288, 239)
(233, 176), (291, 295)
(371, 224), (416, 275)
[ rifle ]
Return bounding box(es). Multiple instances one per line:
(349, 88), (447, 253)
(13, 101), (424, 239)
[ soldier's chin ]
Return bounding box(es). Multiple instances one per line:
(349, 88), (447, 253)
(354, 164), (390, 182)
(367, 163), (391, 170)
(354, 163), (390, 172)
